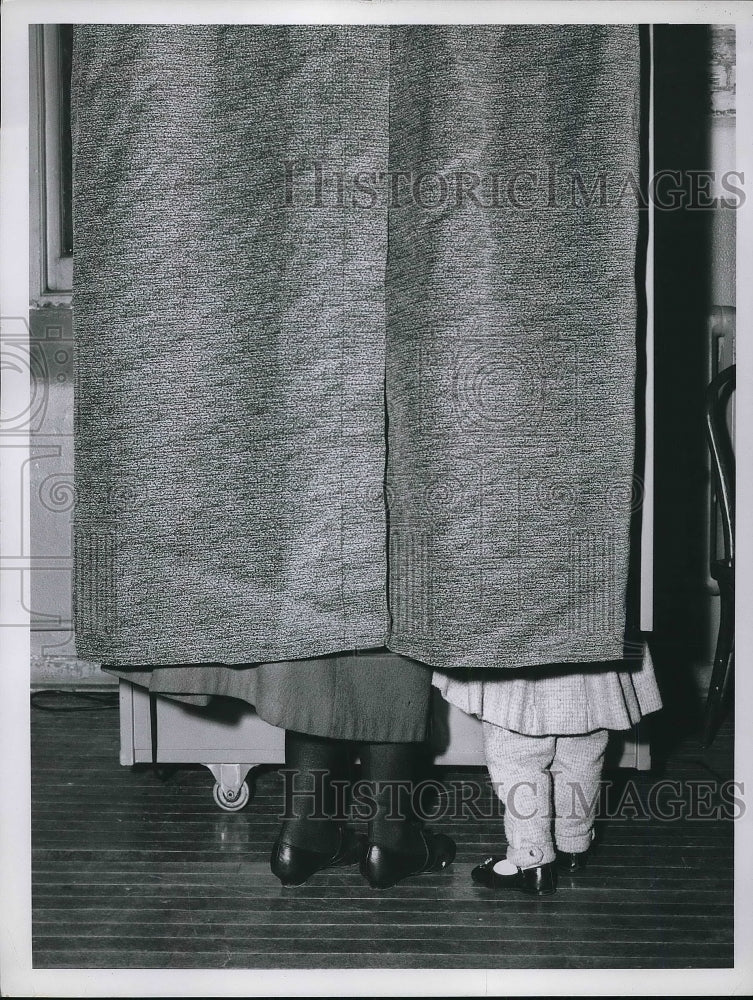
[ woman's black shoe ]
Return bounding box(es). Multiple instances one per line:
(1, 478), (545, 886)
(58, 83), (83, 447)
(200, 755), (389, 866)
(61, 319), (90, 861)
(271, 825), (360, 887)
(361, 828), (456, 889)
(471, 856), (557, 896)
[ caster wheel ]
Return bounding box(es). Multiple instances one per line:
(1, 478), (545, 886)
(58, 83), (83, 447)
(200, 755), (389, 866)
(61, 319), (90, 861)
(212, 779), (250, 812)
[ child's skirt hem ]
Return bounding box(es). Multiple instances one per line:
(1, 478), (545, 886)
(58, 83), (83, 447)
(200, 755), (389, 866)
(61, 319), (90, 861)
(432, 643), (663, 737)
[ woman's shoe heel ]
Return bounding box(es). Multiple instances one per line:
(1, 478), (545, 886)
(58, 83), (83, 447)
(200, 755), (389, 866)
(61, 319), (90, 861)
(271, 825), (359, 886)
(361, 829), (456, 889)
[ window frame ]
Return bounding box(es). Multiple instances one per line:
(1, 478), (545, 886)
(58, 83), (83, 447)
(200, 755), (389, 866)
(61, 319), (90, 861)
(29, 24), (73, 306)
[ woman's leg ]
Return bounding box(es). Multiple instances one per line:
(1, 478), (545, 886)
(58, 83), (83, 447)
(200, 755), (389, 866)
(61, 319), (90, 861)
(359, 741), (424, 853)
(552, 728), (609, 862)
(278, 729), (351, 851)
(270, 730), (358, 885)
(359, 740), (456, 887)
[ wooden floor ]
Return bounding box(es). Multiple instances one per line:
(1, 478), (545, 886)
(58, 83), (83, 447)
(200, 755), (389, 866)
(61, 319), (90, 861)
(31, 693), (734, 970)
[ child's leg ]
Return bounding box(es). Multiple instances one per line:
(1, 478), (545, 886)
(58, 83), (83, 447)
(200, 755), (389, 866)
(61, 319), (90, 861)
(552, 729), (609, 855)
(482, 722), (557, 867)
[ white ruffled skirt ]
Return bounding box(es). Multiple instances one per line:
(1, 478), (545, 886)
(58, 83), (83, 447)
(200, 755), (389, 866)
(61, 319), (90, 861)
(432, 644), (663, 736)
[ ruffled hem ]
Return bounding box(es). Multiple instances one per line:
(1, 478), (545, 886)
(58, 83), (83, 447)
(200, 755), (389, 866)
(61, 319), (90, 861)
(432, 643), (662, 736)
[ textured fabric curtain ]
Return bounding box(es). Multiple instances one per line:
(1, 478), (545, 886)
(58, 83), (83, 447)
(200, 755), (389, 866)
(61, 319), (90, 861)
(72, 25), (645, 673)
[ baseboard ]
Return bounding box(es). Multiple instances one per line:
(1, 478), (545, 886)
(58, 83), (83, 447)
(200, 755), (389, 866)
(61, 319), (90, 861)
(30, 652), (114, 688)
(30, 680), (117, 692)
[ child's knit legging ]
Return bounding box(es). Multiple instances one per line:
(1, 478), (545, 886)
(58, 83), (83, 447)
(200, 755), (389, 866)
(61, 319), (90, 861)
(482, 722), (609, 868)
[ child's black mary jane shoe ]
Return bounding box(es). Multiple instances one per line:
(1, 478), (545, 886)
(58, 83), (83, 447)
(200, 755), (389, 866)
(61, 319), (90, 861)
(556, 829), (597, 872)
(471, 857), (557, 896)
(555, 846), (592, 872)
